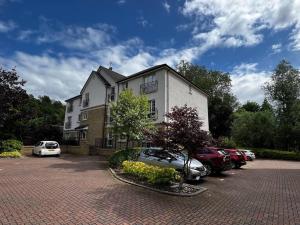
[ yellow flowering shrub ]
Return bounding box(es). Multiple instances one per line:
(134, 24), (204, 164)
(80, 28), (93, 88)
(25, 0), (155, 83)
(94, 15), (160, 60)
(0, 151), (22, 158)
(122, 160), (179, 185)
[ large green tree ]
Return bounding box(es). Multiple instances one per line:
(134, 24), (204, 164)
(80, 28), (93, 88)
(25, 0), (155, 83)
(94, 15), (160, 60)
(264, 60), (300, 150)
(0, 68), (28, 139)
(238, 101), (260, 112)
(177, 61), (238, 138)
(111, 89), (153, 149)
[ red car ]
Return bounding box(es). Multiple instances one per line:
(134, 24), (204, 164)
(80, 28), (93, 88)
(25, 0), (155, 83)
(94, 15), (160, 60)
(224, 148), (247, 168)
(192, 147), (232, 175)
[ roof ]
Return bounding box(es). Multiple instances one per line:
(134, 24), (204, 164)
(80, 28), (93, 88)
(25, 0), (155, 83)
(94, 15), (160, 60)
(117, 64), (208, 96)
(75, 125), (88, 130)
(80, 70), (111, 95)
(98, 66), (125, 82)
(65, 95), (81, 102)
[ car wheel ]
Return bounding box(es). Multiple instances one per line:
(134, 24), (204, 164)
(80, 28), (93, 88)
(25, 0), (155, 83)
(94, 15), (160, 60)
(38, 151), (42, 157)
(203, 163), (213, 176)
(56, 154), (60, 157)
(231, 162), (235, 169)
(32, 150), (35, 156)
(235, 163), (241, 169)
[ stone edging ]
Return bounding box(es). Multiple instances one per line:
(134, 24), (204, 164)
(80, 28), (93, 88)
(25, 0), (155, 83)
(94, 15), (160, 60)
(109, 168), (207, 197)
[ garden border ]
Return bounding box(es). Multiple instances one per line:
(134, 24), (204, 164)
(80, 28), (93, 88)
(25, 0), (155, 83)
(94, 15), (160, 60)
(109, 168), (207, 197)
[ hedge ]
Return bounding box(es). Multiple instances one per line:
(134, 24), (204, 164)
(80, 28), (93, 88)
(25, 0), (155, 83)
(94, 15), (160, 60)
(248, 148), (300, 161)
(1, 139), (23, 152)
(0, 151), (22, 158)
(109, 148), (141, 168)
(122, 161), (179, 185)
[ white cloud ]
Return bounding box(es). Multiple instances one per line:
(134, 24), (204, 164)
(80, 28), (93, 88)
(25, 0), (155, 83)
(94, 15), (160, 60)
(231, 63), (271, 104)
(117, 0), (126, 5)
(163, 1), (170, 13)
(182, 0), (300, 51)
(0, 20), (16, 32)
(271, 43), (282, 54)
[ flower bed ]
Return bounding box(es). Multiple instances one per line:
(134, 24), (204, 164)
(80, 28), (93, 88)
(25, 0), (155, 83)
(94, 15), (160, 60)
(0, 151), (22, 158)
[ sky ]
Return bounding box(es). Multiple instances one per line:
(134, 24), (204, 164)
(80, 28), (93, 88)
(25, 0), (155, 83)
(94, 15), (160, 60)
(1, 0), (300, 104)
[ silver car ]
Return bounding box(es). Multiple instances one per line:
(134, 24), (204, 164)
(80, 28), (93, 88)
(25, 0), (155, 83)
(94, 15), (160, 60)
(240, 149), (256, 160)
(138, 148), (207, 181)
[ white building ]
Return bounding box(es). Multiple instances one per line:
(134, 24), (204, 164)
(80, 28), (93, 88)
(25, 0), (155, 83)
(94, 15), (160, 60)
(63, 64), (209, 149)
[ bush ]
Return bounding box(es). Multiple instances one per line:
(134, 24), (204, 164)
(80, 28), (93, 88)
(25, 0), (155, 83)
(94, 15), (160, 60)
(219, 137), (237, 148)
(1, 139), (23, 152)
(109, 148), (141, 168)
(250, 148), (300, 161)
(0, 151), (22, 158)
(122, 161), (179, 185)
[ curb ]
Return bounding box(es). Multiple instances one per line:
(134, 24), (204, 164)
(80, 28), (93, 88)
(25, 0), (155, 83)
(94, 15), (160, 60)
(109, 168), (207, 197)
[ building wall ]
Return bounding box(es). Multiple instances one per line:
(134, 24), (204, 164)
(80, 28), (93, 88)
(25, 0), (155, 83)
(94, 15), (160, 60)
(63, 97), (81, 131)
(81, 73), (107, 110)
(166, 70), (209, 131)
(119, 69), (166, 123)
(80, 106), (106, 146)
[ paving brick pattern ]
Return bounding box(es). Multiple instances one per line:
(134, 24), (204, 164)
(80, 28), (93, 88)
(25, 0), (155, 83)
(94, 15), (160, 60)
(0, 156), (299, 225)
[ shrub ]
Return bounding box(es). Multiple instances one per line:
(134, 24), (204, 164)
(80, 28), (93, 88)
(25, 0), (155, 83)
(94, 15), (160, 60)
(219, 137), (237, 148)
(0, 151), (22, 158)
(251, 148), (300, 161)
(122, 160), (179, 185)
(109, 148), (141, 168)
(1, 139), (23, 152)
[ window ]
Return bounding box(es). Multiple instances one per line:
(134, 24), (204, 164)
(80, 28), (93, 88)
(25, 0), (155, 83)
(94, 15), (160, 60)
(78, 114), (81, 122)
(82, 112), (88, 120)
(122, 82), (128, 90)
(65, 116), (72, 129)
(79, 98), (82, 106)
(80, 131), (87, 140)
(107, 131), (113, 147)
(144, 74), (156, 83)
(83, 93), (89, 107)
(111, 87), (115, 101)
(67, 102), (73, 113)
(148, 99), (156, 119)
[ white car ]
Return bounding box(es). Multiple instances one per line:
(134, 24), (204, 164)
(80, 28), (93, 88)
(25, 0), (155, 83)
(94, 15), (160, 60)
(240, 149), (256, 161)
(32, 141), (61, 157)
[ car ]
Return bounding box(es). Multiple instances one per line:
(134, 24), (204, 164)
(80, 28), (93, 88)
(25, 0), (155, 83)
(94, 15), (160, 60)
(192, 147), (232, 175)
(138, 147), (207, 181)
(32, 141), (61, 157)
(240, 149), (256, 161)
(224, 148), (246, 168)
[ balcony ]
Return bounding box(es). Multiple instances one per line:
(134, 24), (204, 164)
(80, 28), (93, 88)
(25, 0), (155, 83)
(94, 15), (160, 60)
(65, 122), (72, 129)
(140, 80), (158, 94)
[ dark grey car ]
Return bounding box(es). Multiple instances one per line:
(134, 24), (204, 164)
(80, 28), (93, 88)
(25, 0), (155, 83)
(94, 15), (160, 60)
(138, 147), (207, 181)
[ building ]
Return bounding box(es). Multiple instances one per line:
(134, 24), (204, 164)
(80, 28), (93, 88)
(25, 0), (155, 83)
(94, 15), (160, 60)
(63, 64), (209, 151)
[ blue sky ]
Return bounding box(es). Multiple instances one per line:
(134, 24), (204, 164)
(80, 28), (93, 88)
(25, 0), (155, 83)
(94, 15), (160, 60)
(1, 0), (300, 103)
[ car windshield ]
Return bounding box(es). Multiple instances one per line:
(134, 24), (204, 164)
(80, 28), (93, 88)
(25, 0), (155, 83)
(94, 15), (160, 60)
(45, 142), (59, 149)
(217, 150), (227, 155)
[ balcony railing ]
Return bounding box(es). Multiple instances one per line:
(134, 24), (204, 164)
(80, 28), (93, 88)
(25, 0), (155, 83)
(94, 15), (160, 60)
(140, 80), (158, 94)
(65, 122), (71, 129)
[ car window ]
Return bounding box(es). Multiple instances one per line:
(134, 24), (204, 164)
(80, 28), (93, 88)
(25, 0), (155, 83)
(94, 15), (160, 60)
(155, 151), (171, 159)
(45, 142), (59, 149)
(144, 149), (156, 156)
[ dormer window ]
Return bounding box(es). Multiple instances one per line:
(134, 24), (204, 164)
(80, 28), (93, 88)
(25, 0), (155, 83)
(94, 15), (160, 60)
(83, 93), (89, 107)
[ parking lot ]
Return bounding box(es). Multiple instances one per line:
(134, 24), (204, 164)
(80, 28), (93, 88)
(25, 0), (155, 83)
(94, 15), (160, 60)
(0, 155), (299, 225)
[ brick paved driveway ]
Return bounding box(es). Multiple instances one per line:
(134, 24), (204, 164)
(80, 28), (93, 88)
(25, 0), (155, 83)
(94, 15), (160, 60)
(0, 155), (299, 225)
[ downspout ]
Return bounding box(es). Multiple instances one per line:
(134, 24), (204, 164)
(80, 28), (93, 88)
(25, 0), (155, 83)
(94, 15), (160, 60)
(102, 86), (108, 148)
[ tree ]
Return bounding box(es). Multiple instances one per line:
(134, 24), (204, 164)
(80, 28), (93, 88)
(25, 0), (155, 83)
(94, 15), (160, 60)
(147, 105), (211, 181)
(264, 60), (300, 150)
(239, 101), (260, 112)
(111, 89), (153, 149)
(231, 111), (276, 148)
(260, 98), (273, 112)
(0, 68), (28, 139)
(176, 60), (238, 138)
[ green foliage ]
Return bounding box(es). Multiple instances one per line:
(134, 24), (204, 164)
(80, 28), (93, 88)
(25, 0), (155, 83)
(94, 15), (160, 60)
(176, 60), (238, 138)
(232, 111), (276, 148)
(122, 161), (179, 185)
(264, 60), (300, 150)
(238, 101), (260, 112)
(109, 148), (142, 168)
(1, 139), (22, 152)
(111, 89), (153, 148)
(250, 148), (300, 161)
(0, 151), (22, 158)
(260, 98), (273, 112)
(219, 137), (237, 148)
